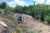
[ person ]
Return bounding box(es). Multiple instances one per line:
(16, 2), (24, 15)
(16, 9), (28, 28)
(17, 15), (22, 23)
(0, 21), (9, 33)
(2, 26), (9, 33)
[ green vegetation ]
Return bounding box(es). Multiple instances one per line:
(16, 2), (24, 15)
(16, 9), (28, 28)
(4, 7), (13, 15)
(0, 2), (7, 9)
(0, 1), (50, 33)
(0, 2), (50, 23)
(45, 16), (50, 24)
(2, 17), (24, 33)
(14, 5), (50, 23)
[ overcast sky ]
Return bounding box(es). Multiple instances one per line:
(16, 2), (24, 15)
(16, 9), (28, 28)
(0, 0), (50, 7)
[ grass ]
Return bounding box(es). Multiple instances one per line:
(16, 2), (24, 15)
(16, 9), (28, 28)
(16, 27), (24, 33)
(0, 16), (38, 33)
(2, 17), (25, 33)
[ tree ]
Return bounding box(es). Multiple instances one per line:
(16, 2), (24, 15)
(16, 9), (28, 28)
(4, 7), (14, 15)
(0, 2), (7, 9)
(14, 3), (50, 24)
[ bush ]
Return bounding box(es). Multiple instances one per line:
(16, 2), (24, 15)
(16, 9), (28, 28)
(44, 16), (50, 24)
(36, 15), (39, 19)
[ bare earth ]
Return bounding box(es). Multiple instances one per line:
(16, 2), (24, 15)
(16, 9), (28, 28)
(0, 14), (50, 33)
(22, 14), (50, 33)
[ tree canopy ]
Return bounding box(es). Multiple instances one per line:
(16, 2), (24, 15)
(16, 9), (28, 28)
(0, 2), (7, 9)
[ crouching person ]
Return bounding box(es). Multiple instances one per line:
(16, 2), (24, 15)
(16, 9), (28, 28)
(17, 15), (22, 24)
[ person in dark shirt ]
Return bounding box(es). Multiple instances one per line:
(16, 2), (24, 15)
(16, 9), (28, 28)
(17, 15), (22, 23)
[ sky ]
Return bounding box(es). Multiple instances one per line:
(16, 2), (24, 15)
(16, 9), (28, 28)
(0, 0), (50, 7)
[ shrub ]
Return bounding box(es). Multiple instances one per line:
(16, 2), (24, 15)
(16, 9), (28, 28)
(44, 16), (50, 24)
(36, 15), (39, 19)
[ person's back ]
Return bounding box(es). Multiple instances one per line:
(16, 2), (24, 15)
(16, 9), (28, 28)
(17, 15), (22, 23)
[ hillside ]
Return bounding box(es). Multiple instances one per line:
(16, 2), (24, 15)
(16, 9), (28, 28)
(0, 14), (50, 33)
(21, 14), (50, 33)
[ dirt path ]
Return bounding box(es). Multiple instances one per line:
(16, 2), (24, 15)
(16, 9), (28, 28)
(22, 14), (50, 33)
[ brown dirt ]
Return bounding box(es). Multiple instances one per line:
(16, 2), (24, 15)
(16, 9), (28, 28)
(0, 17), (5, 33)
(0, 14), (50, 33)
(22, 14), (50, 33)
